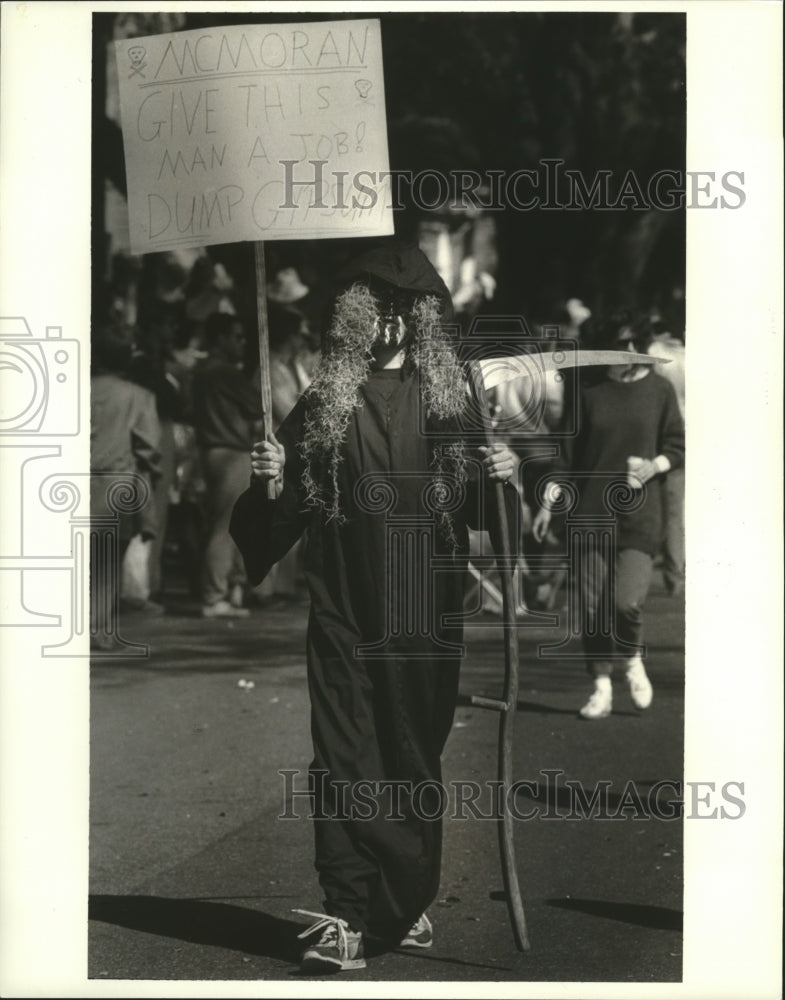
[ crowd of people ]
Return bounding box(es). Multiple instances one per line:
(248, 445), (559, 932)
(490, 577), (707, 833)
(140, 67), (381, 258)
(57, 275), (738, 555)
(90, 256), (321, 642)
(90, 244), (685, 656)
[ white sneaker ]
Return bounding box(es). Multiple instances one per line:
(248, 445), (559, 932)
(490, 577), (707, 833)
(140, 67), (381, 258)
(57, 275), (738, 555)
(579, 680), (612, 719)
(626, 656), (653, 710)
(400, 912), (433, 949)
(201, 599), (250, 619)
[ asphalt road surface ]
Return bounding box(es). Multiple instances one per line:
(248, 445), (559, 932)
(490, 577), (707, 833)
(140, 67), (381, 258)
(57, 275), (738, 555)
(89, 571), (684, 984)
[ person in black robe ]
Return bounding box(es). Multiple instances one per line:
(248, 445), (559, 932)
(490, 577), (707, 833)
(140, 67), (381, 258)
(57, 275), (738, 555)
(231, 242), (520, 973)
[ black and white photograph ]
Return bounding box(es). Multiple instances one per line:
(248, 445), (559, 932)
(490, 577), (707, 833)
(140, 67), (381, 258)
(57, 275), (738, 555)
(0, 2), (781, 997)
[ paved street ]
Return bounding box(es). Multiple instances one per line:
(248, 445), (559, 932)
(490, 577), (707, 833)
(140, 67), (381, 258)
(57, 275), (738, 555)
(89, 572), (684, 984)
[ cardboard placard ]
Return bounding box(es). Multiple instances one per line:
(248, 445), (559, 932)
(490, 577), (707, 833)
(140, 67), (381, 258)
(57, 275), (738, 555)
(115, 19), (394, 253)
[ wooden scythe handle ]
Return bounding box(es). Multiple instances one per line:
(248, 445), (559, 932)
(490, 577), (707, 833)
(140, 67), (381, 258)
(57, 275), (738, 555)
(466, 359), (531, 952)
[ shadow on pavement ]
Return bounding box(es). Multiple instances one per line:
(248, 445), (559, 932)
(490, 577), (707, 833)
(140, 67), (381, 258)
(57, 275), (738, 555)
(90, 895), (513, 977)
(288, 949), (512, 977)
(545, 898), (683, 931)
(88, 894), (302, 962)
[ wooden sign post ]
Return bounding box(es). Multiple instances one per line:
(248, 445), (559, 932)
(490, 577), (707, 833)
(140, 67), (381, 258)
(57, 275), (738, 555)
(253, 241), (276, 499)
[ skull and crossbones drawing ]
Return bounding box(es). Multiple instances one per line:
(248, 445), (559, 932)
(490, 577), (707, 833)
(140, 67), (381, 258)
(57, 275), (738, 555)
(127, 45), (147, 79)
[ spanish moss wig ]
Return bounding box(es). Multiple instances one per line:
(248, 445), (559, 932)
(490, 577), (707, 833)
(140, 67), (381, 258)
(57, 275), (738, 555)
(299, 281), (468, 542)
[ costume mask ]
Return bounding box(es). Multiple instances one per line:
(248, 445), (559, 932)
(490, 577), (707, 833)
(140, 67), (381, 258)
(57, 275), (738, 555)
(369, 282), (417, 351)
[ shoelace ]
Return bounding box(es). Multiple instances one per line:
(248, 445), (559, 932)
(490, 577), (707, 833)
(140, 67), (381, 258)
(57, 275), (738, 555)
(293, 909), (353, 950)
(410, 913), (432, 936)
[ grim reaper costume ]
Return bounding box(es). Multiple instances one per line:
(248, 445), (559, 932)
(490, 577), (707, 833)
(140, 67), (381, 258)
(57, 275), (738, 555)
(231, 242), (519, 951)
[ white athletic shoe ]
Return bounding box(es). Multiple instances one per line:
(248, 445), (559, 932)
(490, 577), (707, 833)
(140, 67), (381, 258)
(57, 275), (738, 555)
(229, 583), (246, 609)
(626, 656), (653, 710)
(201, 599), (250, 620)
(579, 679), (613, 720)
(401, 912), (433, 949)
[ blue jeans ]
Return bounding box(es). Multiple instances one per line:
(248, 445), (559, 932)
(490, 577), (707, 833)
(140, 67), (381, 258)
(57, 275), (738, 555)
(578, 544), (654, 676)
(201, 447), (250, 606)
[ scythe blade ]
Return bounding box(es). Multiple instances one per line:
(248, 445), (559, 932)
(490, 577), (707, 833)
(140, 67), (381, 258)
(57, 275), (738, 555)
(479, 349), (666, 392)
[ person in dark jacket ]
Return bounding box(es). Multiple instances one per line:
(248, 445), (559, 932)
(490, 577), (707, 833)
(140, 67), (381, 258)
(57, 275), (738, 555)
(533, 312), (685, 719)
(231, 242), (519, 972)
(193, 312), (262, 618)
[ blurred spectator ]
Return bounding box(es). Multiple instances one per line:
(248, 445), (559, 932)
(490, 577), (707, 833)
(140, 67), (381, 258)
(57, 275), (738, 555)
(127, 306), (191, 609)
(166, 324), (209, 597)
(487, 320), (576, 614)
(265, 266), (315, 425)
(514, 302), (590, 611)
(564, 298), (592, 339)
(418, 215), (497, 329)
(193, 313), (263, 618)
(268, 301), (313, 427)
(492, 299), (590, 463)
(648, 318), (686, 596)
(533, 311), (684, 720)
(185, 253), (237, 348)
(266, 265), (309, 307)
(90, 321), (161, 649)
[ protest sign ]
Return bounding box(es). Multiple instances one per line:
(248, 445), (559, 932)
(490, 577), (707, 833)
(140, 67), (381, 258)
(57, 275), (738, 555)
(115, 19), (394, 254)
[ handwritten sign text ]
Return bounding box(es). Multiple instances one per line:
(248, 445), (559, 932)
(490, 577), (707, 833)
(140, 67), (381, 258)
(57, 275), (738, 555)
(116, 20), (393, 253)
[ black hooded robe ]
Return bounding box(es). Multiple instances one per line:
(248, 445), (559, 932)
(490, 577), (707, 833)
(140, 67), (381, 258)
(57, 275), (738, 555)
(231, 243), (518, 944)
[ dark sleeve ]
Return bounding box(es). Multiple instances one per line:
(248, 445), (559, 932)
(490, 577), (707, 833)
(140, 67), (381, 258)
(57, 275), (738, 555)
(226, 366), (264, 422)
(129, 389), (162, 538)
(551, 370), (590, 478)
(463, 478), (523, 556)
(131, 388), (162, 480)
(658, 380), (685, 471)
(130, 355), (184, 421)
(229, 398), (310, 585)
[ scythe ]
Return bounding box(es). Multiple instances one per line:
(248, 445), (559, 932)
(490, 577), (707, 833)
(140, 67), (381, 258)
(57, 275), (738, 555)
(465, 347), (665, 952)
